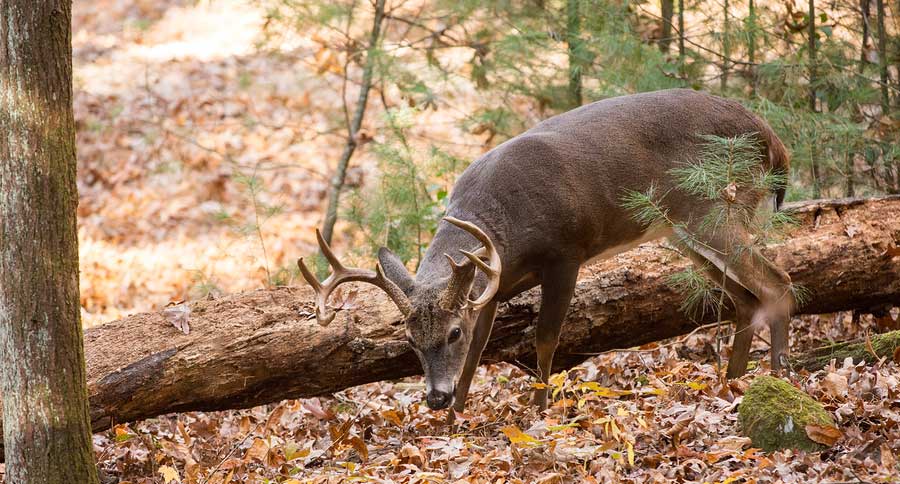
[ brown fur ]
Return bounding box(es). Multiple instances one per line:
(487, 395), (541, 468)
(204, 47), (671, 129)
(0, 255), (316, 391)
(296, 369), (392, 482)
(377, 89), (795, 411)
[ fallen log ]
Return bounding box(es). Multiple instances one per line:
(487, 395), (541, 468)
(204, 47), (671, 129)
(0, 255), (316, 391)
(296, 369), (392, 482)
(792, 329), (900, 371)
(1, 196), (899, 456)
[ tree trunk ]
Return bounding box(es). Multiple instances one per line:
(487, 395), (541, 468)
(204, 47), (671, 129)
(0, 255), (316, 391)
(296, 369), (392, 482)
(566, 0), (583, 109)
(721, 0), (730, 91)
(0, 196), (895, 462)
(660, 0), (675, 53)
(678, 0), (686, 79)
(875, 0), (889, 114)
(848, 0), (871, 198)
(747, 0), (757, 95)
(0, 1), (99, 482)
(320, 0), (387, 246)
(809, 0), (821, 198)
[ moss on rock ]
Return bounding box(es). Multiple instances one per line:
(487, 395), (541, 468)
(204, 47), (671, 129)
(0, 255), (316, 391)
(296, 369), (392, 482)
(738, 376), (835, 452)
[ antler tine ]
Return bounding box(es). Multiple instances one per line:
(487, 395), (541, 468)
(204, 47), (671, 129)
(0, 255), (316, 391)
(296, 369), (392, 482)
(315, 228), (345, 272)
(443, 216), (502, 311)
(459, 250), (495, 275)
(297, 256), (336, 326)
(298, 231), (412, 326)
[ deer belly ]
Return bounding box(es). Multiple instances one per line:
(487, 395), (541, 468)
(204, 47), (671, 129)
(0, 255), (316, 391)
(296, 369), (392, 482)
(584, 227), (673, 266)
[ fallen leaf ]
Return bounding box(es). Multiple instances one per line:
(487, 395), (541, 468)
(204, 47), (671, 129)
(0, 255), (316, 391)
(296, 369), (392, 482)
(821, 372), (848, 398)
(381, 409), (403, 426)
(243, 438), (269, 463)
(805, 424), (842, 446)
(399, 443), (425, 468)
(501, 425), (542, 446)
(158, 465), (180, 484)
(163, 303), (191, 335)
(348, 435), (369, 461)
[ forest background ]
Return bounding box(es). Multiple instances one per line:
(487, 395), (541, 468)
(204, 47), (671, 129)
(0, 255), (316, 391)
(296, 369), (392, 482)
(75, 0), (898, 326)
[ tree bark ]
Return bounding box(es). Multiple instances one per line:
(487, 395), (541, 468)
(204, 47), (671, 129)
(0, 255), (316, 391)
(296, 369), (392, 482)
(876, 0), (889, 114)
(320, 0), (387, 246)
(660, 0), (675, 53)
(566, 0), (583, 109)
(721, 0), (730, 91)
(0, 197), (899, 460)
(0, 0), (99, 481)
(809, 0), (821, 199)
(747, 0), (757, 95)
(678, 0), (686, 78)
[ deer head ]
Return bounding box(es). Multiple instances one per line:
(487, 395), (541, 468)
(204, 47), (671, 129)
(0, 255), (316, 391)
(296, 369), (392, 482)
(298, 217), (501, 410)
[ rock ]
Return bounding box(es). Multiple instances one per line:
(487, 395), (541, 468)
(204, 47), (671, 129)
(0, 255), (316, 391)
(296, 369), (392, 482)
(738, 376), (836, 452)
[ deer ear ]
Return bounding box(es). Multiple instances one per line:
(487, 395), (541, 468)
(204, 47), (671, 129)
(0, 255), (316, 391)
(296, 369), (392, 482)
(377, 247), (416, 296)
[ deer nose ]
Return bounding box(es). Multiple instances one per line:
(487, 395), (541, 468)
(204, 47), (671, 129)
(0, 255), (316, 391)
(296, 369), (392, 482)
(425, 390), (453, 410)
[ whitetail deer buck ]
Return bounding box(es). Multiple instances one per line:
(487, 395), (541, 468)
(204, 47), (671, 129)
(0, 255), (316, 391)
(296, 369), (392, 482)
(300, 89), (794, 412)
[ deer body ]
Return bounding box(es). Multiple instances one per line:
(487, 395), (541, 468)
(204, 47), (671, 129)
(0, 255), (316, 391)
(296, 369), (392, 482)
(302, 89), (794, 413)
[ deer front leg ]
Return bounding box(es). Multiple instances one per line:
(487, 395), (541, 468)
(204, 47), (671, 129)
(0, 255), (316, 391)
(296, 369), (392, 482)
(451, 301), (498, 414)
(533, 264), (579, 411)
(726, 305), (755, 378)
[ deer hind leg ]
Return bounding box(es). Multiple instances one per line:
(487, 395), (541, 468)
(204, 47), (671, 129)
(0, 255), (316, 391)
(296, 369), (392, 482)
(682, 248), (760, 377)
(532, 263), (579, 411)
(452, 301), (498, 414)
(678, 229), (794, 376)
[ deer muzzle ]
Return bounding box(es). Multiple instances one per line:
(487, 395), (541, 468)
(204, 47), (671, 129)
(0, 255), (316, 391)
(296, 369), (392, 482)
(425, 387), (455, 410)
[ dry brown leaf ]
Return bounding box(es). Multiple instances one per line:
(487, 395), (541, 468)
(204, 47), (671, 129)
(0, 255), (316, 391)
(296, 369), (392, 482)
(821, 372), (849, 398)
(348, 435), (369, 462)
(265, 405), (285, 434)
(163, 303), (191, 335)
(805, 424), (842, 446)
(399, 443), (425, 468)
(243, 438), (269, 463)
(381, 409), (403, 427)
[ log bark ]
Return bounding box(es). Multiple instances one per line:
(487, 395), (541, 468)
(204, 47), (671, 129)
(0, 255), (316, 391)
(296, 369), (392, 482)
(0, 196), (899, 460)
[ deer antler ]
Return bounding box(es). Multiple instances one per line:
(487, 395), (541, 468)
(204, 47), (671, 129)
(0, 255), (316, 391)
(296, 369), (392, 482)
(298, 229), (413, 326)
(443, 217), (502, 311)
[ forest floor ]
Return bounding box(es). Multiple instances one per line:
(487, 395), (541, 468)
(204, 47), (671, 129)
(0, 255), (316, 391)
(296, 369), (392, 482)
(33, 0), (900, 482)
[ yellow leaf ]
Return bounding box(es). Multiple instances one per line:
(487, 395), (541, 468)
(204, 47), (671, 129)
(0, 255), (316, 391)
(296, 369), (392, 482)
(501, 425), (541, 446)
(548, 371), (567, 388)
(576, 382), (632, 398)
(283, 442), (310, 461)
(158, 465), (180, 484)
(685, 381), (707, 391)
(626, 442), (635, 467)
(283, 480), (301, 484)
(577, 382), (602, 392)
(642, 387), (667, 396)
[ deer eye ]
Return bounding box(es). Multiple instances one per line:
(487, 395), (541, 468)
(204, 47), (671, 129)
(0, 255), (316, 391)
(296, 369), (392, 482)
(448, 327), (462, 344)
